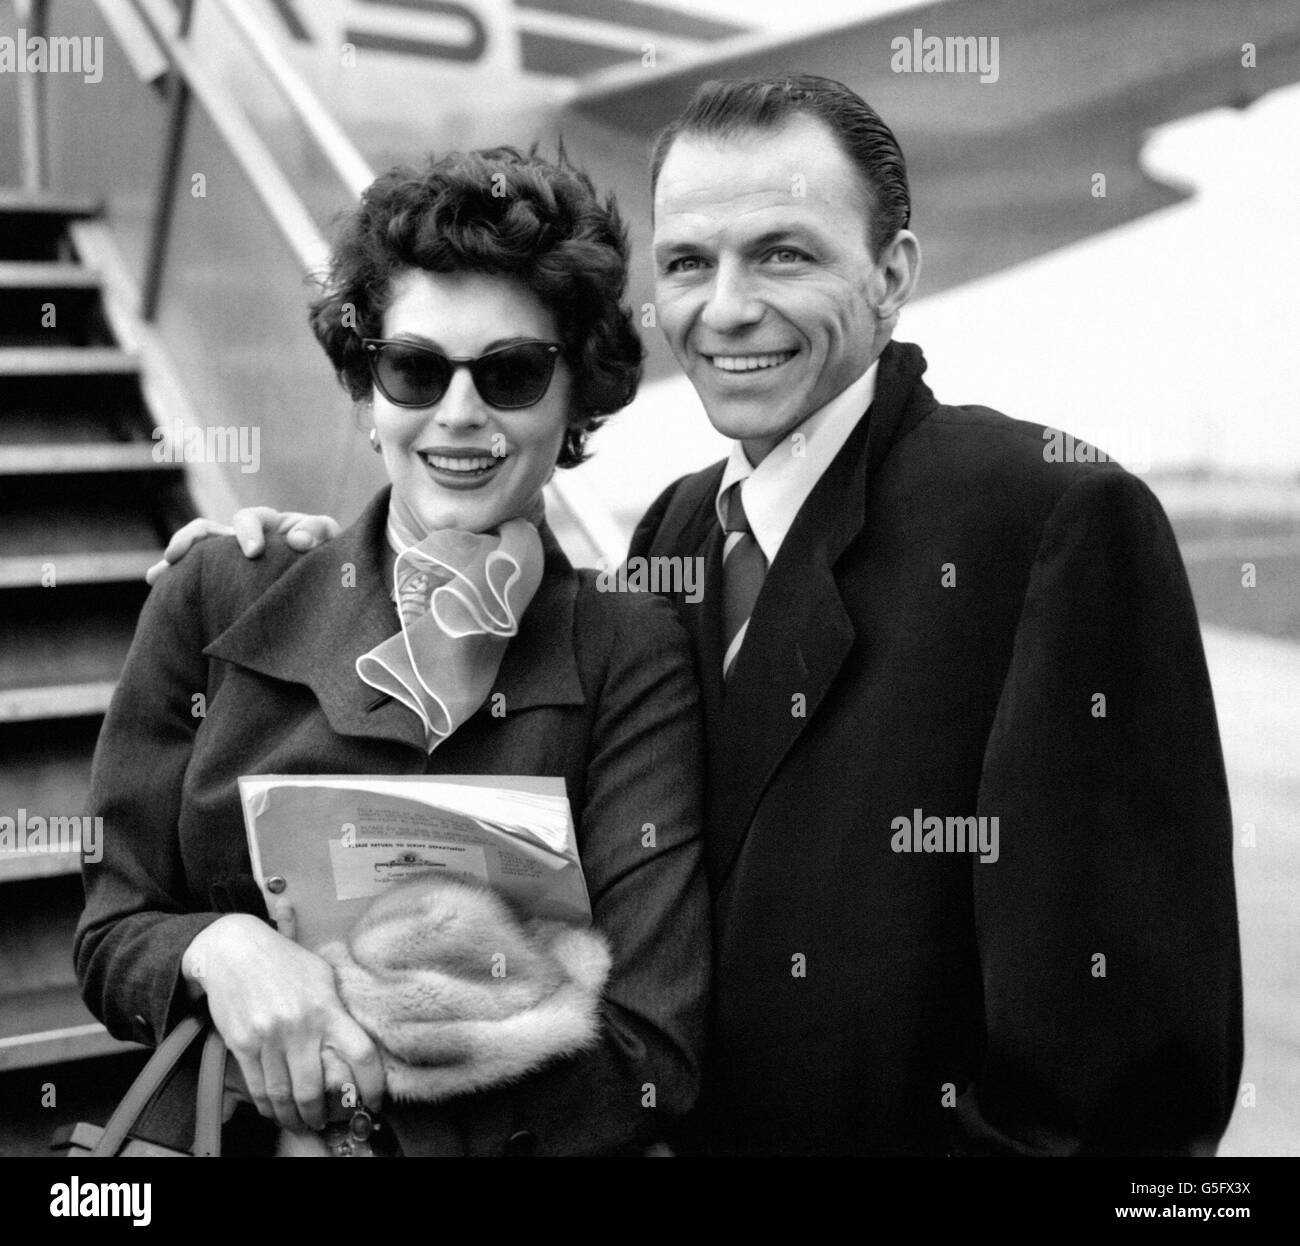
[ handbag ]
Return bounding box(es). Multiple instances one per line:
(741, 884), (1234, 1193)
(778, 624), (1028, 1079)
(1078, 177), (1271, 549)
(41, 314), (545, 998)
(50, 1014), (227, 1157)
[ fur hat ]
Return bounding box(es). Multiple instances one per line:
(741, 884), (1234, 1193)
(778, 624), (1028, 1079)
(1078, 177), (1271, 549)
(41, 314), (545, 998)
(318, 876), (612, 1103)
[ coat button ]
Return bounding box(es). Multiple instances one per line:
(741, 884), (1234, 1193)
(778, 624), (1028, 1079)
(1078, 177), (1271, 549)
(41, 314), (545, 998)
(503, 1129), (537, 1156)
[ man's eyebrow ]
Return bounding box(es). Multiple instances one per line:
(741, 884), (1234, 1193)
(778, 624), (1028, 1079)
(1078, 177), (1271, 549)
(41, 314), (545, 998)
(744, 226), (825, 251)
(652, 238), (709, 260)
(652, 224), (827, 261)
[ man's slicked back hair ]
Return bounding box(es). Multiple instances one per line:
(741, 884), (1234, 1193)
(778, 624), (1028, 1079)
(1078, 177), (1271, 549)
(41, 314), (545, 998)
(649, 74), (910, 259)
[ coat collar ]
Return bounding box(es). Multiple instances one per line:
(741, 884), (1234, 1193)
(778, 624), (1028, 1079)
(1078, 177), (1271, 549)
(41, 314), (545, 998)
(706, 339), (936, 890)
(204, 488), (586, 752)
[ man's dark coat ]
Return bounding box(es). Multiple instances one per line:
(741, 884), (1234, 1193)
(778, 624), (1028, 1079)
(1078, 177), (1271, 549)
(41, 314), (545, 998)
(630, 340), (1242, 1156)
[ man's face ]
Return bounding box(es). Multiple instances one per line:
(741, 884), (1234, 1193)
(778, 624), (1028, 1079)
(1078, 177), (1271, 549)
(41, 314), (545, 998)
(653, 114), (882, 461)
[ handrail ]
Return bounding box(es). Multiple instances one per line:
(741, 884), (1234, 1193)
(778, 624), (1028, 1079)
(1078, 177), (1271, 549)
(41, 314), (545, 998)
(15, 0), (48, 190)
(72, 0), (626, 566)
(210, 0), (373, 198)
(126, 0), (335, 277)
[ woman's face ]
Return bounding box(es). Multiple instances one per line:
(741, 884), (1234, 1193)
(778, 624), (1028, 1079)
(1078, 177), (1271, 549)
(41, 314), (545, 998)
(370, 268), (572, 536)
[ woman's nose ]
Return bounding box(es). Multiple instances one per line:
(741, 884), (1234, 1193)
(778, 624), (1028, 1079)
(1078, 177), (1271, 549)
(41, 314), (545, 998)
(432, 367), (489, 430)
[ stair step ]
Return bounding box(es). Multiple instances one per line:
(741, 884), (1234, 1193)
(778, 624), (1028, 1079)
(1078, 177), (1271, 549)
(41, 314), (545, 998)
(0, 281), (111, 348)
(0, 683), (117, 724)
(0, 347), (137, 376)
(0, 849), (83, 884)
(0, 550), (160, 587)
(0, 262), (98, 289)
(0, 582), (144, 713)
(0, 410), (142, 446)
(0, 190), (100, 218)
(0, 442), (170, 476)
(0, 986), (137, 1073)
(0, 491), (165, 560)
(0, 718), (98, 882)
(0, 193), (98, 262)
(0, 717), (97, 819)
(0, 373), (149, 431)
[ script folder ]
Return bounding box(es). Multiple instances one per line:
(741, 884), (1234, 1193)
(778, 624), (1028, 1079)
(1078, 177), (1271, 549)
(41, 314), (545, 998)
(238, 774), (589, 953)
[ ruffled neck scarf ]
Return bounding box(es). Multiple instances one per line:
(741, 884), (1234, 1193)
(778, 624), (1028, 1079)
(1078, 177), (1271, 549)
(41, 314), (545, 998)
(356, 500), (545, 751)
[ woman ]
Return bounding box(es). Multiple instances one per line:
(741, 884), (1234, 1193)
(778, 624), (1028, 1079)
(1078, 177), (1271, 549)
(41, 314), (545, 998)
(74, 147), (710, 1157)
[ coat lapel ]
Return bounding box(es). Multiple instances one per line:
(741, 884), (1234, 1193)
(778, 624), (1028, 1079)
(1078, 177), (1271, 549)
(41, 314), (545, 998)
(204, 489), (585, 753)
(706, 340), (934, 889)
(643, 464), (728, 758)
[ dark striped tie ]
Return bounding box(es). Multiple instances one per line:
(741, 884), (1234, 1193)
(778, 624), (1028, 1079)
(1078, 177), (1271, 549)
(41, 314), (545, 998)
(722, 483), (768, 679)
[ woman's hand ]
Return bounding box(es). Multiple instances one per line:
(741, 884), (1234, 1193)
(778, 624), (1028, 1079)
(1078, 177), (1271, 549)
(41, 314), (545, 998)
(145, 507), (342, 584)
(182, 914), (385, 1133)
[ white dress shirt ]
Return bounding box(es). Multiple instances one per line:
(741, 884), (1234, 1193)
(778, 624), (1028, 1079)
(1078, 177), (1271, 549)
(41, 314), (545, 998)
(714, 359), (879, 566)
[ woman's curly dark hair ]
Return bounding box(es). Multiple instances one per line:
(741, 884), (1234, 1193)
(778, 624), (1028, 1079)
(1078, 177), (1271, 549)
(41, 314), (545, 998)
(309, 145), (643, 468)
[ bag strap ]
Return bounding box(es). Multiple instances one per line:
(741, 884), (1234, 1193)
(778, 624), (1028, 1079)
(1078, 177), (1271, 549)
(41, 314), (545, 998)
(92, 1015), (226, 1157)
(192, 1025), (227, 1156)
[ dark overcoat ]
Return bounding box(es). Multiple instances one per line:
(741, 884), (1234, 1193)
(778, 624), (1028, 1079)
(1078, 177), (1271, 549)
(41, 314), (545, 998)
(76, 488), (711, 1157)
(630, 340), (1243, 1156)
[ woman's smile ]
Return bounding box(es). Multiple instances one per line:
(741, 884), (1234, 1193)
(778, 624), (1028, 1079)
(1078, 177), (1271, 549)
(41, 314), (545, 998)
(417, 445), (509, 489)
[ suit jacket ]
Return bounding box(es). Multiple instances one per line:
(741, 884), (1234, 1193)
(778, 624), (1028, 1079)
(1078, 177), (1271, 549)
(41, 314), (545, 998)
(75, 487), (711, 1157)
(629, 340), (1243, 1156)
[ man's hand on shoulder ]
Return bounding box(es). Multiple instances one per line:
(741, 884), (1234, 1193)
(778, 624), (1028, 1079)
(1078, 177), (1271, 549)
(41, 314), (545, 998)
(146, 507), (342, 584)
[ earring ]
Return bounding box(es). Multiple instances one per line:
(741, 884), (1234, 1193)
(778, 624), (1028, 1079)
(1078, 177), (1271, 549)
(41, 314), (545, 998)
(369, 428), (382, 454)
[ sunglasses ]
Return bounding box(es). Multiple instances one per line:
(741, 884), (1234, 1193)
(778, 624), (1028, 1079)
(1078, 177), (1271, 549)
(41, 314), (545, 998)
(362, 338), (562, 410)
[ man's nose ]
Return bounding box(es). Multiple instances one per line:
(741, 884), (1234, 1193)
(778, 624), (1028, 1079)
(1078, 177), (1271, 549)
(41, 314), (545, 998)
(699, 259), (762, 334)
(432, 367), (489, 431)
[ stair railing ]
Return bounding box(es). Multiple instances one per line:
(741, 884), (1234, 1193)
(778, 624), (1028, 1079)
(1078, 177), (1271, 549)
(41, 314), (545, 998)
(13, 0), (626, 566)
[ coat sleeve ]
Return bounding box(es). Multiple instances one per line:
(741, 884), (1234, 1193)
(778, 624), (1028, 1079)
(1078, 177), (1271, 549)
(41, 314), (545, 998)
(956, 467), (1243, 1155)
(421, 589), (711, 1157)
(74, 545), (233, 1046)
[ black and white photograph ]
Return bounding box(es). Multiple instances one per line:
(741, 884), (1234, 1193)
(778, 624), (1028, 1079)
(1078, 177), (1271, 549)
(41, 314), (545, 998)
(0, 0), (1294, 1221)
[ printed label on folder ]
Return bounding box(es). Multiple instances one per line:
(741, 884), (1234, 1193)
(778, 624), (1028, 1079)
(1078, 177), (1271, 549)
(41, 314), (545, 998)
(329, 837), (489, 900)
(238, 775), (589, 953)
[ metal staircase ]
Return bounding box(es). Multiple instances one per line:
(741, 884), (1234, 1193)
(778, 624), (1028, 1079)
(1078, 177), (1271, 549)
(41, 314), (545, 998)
(0, 189), (194, 1070)
(0, 0), (625, 1097)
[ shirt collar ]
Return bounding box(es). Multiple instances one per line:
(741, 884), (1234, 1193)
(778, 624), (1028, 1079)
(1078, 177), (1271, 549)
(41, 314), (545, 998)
(714, 359), (879, 564)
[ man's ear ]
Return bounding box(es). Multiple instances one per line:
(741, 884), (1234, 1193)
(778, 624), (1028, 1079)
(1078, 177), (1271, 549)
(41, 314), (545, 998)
(871, 229), (922, 322)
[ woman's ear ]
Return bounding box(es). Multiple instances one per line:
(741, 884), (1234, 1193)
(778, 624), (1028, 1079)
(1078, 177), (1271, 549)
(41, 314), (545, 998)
(351, 396), (375, 434)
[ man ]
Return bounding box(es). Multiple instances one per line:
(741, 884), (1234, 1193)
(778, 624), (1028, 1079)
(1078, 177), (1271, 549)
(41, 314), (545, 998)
(155, 76), (1242, 1156)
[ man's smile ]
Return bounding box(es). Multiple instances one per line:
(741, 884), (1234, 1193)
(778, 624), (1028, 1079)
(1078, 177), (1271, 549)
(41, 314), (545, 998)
(704, 350), (799, 373)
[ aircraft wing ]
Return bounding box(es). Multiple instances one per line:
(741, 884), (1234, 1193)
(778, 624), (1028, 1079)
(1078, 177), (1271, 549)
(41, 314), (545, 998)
(548, 0), (1300, 381)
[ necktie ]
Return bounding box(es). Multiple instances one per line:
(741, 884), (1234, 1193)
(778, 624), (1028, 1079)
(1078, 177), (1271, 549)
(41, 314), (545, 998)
(721, 482), (768, 680)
